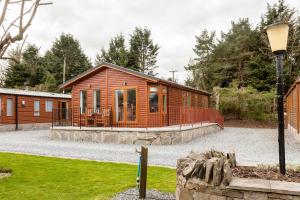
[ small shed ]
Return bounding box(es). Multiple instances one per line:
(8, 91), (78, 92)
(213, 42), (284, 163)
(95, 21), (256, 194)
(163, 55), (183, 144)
(0, 88), (71, 131)
(286, 78), (300, 142)
(59, 62), (222, 128)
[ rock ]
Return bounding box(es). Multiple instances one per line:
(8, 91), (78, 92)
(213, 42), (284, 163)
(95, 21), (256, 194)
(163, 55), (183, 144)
(191, 160), (205, 178)
(188, 152), (207, 161)
(222, 161), (232, 186)
(183, 160), (196, 177)
(213, 157), (225, 186)
(227, 153), (237, 167)
(205, 157), (218, 183)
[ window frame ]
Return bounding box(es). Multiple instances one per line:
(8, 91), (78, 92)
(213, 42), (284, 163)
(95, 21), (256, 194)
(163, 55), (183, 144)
(6, 98), (13, 117)
(34, 100), (40, 117)
(149, 86), (159, 113)
(80, 90), (87, 114)
(45, 100), (53, 112)
(93, 89), (101, 113)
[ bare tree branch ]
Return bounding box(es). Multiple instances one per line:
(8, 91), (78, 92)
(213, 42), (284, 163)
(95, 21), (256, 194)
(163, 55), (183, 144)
(0, 0), (52, 60)
(0, 0), (9, 25)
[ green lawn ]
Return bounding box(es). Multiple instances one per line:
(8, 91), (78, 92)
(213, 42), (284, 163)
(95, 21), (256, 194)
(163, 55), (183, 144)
(0, 152), (176, 200)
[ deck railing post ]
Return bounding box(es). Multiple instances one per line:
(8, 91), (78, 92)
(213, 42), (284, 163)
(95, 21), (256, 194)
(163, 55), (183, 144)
(139, 146), (148, 199)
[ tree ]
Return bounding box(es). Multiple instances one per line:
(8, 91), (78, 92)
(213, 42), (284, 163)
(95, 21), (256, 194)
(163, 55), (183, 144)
(4, 44), (45, 88)
(185, 0), (300, 92)
(95, 34), (128, 67)
(185, 30), (216, 90)
(128, 27), (159, 75)
(43, 33), (92, 85)
(0, 0), (52, 61)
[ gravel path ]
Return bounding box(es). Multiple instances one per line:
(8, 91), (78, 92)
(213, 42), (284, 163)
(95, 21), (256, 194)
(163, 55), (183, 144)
(111, 188), (175, 200)
(0, 127), (299, 167)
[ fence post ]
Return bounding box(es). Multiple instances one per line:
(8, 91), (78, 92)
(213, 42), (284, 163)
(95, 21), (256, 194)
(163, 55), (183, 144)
(139, 146), (148, 199)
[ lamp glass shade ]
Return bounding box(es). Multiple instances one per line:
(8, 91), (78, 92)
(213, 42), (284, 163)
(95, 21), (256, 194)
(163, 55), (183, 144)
(266, 23), (289, 53)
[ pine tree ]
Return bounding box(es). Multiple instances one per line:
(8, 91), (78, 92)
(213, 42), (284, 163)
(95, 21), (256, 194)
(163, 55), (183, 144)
(95, 34), (128, 67)
(128, 27), (159, 75)
(44, 33), (92, 85)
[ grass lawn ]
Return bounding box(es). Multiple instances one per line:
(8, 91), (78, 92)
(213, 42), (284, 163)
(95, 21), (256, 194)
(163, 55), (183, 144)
(0, 152), (176, 200)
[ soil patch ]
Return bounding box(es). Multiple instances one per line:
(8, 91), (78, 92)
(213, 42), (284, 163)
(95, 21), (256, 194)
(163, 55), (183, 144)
(233, 166), (300, 183)
(225, 119), (277, 129)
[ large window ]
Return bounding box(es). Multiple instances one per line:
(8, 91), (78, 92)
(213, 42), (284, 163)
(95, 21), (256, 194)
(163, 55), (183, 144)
(93, 89), (100, 112)
(6, 98), (13, 117)
(127, 89), (136, 121)
(80, 90), (87, 114)
(45, 100), (53, 112)
(34, 100), (40, 116)
(149, 87), (158, 113)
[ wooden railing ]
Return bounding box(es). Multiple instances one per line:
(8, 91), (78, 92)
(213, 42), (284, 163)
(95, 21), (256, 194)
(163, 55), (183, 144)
(52, 106), (224, 128)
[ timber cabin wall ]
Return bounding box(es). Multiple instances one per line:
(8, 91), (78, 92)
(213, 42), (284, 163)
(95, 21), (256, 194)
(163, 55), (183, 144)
(71, 67), (148, 127)
(0, 94), (71, 125)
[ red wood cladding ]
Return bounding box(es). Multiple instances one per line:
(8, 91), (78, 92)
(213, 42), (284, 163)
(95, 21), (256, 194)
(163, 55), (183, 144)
(71, 66), (209, 128)
(0, 94), (71, 125)
(286, 82), (300, 134)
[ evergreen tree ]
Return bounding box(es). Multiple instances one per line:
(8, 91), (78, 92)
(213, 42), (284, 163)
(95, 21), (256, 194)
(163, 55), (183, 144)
(128, 27), (159, 74)
(95, 34), (128, 67)
(44, 33), (92, 85)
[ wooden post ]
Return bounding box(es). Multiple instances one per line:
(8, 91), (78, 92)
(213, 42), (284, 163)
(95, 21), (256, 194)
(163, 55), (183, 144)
(139, 146), (148, 199)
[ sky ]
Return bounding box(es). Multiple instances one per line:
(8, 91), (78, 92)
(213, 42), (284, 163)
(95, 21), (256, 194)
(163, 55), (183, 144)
(4, 0), (300, 83)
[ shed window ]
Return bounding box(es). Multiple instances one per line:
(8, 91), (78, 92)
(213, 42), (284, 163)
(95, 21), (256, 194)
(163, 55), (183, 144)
(6, 98), (12, 117)
(93, 89), (100, 112)
(45, 100), (53, 112)
(34, 100), (40, 116)
(80, 90), (87, 114)
(149, 87), (158, 113)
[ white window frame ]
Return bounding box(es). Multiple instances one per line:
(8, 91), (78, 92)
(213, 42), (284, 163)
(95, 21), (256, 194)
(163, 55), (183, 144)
(45, 100), (53, 112)
(6, 98), (12, 117)
(34, 100), (40, 117)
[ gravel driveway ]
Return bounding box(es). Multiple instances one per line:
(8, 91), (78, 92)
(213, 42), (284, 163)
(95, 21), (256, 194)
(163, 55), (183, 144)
(0, 127), (299, 167)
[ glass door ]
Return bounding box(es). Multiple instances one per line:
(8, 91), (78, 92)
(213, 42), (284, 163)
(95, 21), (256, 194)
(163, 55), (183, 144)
(114, 88), (137, 123)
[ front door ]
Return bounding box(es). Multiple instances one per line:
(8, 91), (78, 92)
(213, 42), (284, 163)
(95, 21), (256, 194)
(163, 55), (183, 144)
(114, 88), (137, 124)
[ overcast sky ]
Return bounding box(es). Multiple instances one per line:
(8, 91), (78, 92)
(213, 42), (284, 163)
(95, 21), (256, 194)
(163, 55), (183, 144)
(13, 0), (300, 83)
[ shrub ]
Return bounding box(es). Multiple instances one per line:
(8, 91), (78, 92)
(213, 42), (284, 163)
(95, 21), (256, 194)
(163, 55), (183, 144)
(217, 85), (276, 122)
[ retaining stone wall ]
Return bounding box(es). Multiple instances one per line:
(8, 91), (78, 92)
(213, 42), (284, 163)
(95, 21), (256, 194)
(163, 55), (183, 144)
(50, 124), (221, 145)
(176, 177), (300, 200)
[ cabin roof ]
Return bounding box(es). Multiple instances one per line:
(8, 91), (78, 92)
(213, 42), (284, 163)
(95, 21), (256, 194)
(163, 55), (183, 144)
(60, 62), (211, 96)
(0, 87), (71, 99)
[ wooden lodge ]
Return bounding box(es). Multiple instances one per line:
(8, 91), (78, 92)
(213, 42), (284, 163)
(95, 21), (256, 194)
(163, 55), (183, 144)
(59, 62), (223, 128)
(286, 78), (300, 142)
(0, 87), (71, 130)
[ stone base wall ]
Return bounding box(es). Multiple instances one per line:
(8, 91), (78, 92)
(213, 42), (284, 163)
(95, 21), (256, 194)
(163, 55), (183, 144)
(288, 124), (300, 143)
(50, 124), (221, 145)
(177, 177), (300, 200)
(0, 123), (52, 132)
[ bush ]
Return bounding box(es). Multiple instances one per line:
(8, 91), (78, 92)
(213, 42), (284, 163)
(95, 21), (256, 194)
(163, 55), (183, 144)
(217, 85), (276, 122)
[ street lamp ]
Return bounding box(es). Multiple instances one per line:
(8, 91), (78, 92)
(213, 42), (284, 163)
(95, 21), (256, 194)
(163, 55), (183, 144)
(265, 22), (289, 175)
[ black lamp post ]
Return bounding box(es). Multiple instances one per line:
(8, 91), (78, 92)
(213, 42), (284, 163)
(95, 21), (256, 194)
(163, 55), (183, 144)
(265, 22), (289, 175)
